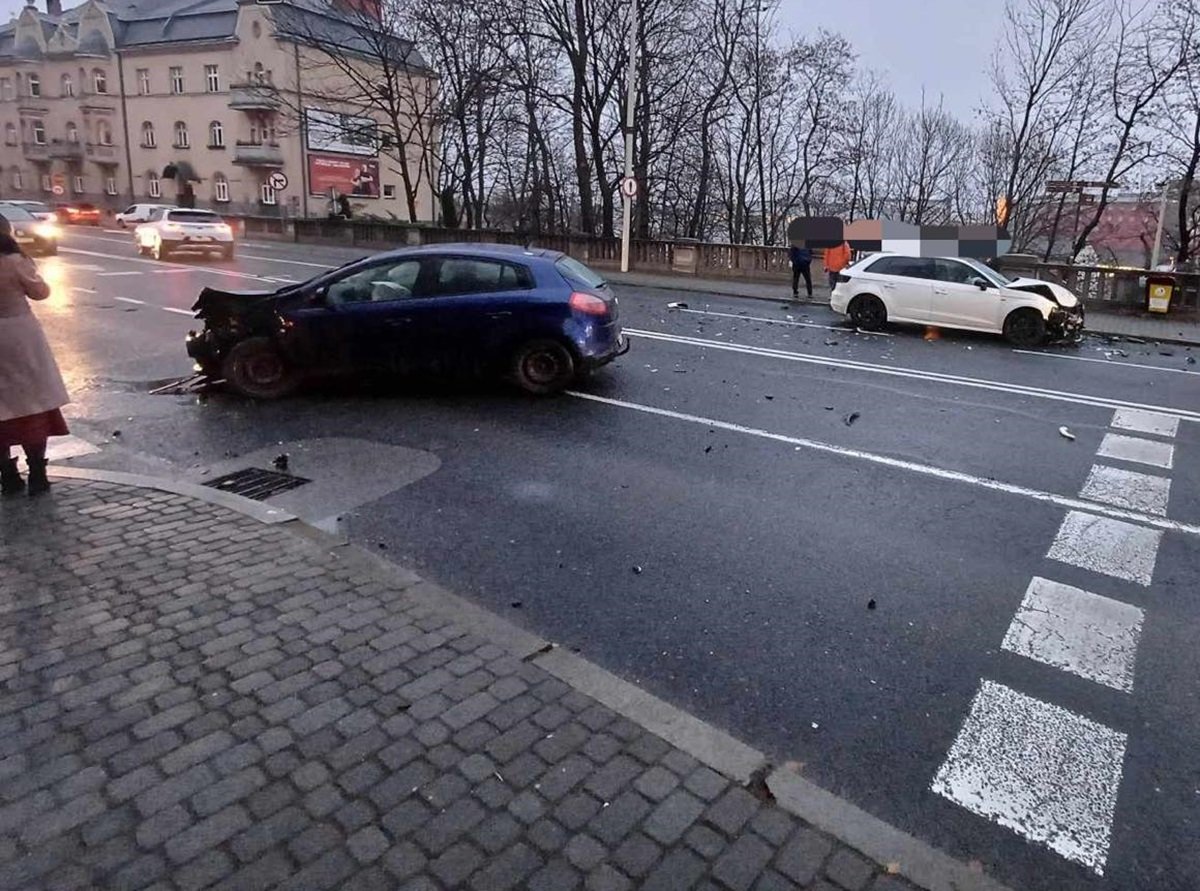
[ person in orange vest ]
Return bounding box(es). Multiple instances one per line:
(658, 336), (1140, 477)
(823, 241), (852, 290)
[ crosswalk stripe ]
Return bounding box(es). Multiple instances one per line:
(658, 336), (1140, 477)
(1096, 433), (1174, 470)
(1080, 464), (1171, 516)
(1111, 407), (1180, 438)
(1001, 577), (1144, 691)
(1047, 510), (1162, 586)
(931, 680), (1126, 875)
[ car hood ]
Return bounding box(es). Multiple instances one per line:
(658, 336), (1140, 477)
(192, 285), (280, 319)
(1004, 277), (1080, 308)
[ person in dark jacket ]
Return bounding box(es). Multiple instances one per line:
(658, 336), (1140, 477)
(790, 244), (813, 299)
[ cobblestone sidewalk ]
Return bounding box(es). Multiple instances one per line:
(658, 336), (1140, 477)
(0, 478), (941, 891)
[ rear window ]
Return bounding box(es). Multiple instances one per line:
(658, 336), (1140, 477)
(555, 256), (607, 289)
(168, 211), (223, 224)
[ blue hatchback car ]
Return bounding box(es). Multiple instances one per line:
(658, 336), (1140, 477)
(186, 244), (628, 398)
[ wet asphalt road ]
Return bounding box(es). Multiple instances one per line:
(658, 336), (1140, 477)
(26, 228), (1200, 891)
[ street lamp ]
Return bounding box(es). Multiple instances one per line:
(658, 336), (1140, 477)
(619, 0), (638, 273)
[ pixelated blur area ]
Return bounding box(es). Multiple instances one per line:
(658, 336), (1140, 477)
(787, 217), (1011, 258)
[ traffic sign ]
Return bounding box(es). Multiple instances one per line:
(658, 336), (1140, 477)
(620, 177), (638, 199)
(51, 184), (64, 196)
(267, 172), (289, 191)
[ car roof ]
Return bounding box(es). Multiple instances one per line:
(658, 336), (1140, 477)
(371, 243), (565, 263)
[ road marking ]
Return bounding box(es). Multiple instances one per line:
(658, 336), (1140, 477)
(1012, 349), (1200, 377)
(239, 253), (333, 269)
(1046, 510), (1162, 586)
(1110, 407), (1180, 438)
(1096, 433), (1174, 470)
(1080, 464), (1170, 516)
(673, 307), (894, 336)
(1001, 577), (1143, 692)
(70, 286), (96, 294)
(46, 434), (101, 461)
(625, 328), (1200, 422)
(153, 268), (195, 274)
(161, 307), (193, 316)
(931, 679), (1125, 874)
(60, 247), (269, 282)
(114, 297), (145, 305)
(565, 391), (1200, 536)
(96, 270), (143, 277)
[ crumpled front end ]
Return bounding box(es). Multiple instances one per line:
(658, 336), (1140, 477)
(186, 286), (278, 376)
(1047, 303), (1085, 342)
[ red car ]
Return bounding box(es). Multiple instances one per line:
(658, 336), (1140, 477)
(55, 203), (102, 225)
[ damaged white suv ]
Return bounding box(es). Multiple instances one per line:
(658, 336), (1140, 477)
(830, 254), (1084, 346)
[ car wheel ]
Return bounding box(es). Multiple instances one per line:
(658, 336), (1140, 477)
(221, 337), (298, 400)
(848, 294), (887, 331)
(511, 339), (576, 395)
(137, 241), (149, 256)
(222, 244), (235, 260)
(117, 219), (125, 228)
(1003, 309), (1046, 347)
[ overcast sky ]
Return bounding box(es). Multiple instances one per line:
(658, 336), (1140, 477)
(2, 0), (1003, 117)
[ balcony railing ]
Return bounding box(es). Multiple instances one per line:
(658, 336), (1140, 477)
(48, 139), (84, 161)
(232, 141), (284, 167)
(228, 83), (280, 111)
(86, 142), (118, 162)
(22, 140), (50, 160)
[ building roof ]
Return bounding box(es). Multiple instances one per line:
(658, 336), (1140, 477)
(1, 0), (425, 63)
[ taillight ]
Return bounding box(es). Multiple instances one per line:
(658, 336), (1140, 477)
(569, 292), (609, 316)
(834, 273), (851, 284)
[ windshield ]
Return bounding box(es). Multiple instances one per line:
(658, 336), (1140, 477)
(959, 257), (1012, 285)
(169, 211), (223, 224)
(18, 202), (51, 214)
(0, 206), (35, 222)
(556, 256), (607, 289)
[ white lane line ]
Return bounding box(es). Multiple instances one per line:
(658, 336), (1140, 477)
(1097, 433), (1174, 470)
(1080, 464), (1171, 516)
(931, 679), (1125, 874)
(565, 391), (1200, 536)
(113, 297), (145, 305)
(96, 270), (142, 277)
(70, 286), (96, 294)
(153, 268), (195, 274)
(61, 247), (271, 282)
(1001, 577), (1144, 692)
(673, 307), (894, 336)
(625, 328), (1200, 422)
(1014, 349), (1200, 377)
(1046, 510), (1163, 586)
(1110, 407), (1180, 438)
(238, 253), (334, 269)
(161, 307), (194, 316)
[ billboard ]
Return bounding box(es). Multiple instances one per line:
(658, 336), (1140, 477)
(308, 154), (380, 198)
(305, 108), (378, 156)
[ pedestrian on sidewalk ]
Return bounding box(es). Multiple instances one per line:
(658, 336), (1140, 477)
(0, 220), (69, 497)
(823, 240), (852, 289)
(790, 243), (813, 299)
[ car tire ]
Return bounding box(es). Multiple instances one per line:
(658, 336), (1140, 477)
(221, 337), (298, 400)
(1003, 309), (1046, 347)
(848, 294), (887, 331)
(511, 339), (576, 395)
(137, 241), (149, 256)
(222, 244), (235, 260)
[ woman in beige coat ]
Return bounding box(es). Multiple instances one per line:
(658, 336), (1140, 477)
(0, 223), (69, 497)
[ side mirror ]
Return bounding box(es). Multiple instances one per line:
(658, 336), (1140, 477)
(970, 277), (990, 290)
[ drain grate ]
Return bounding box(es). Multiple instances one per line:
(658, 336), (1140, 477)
(203, 467), (311, 501)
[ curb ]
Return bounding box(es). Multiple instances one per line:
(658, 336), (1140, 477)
(47, 467), (1015, 891)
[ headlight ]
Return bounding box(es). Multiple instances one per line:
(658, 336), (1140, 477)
(34, 222), (58, 240)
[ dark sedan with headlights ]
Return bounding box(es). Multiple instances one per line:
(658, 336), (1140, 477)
(0, 204), (60, 256)
(186, 244), (628, 398)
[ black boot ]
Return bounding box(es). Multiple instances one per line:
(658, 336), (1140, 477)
(0, 458), (24, 496)
(26, 459), (49, 497)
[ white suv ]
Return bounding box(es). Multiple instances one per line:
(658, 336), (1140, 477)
(134, 208), (235, 260)
(830, 254), (1084, 346)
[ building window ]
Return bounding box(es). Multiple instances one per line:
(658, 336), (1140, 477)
(3, 123), (15, 146)
(32, 121), (46, 145)
(260, 182), (276, 205)
(170, 67), (184, 94)
(73, 175), (84, 194)
(214, 174), (229, 203)
(41, 173), (52, 192)
(205, 65), (219, 92)
(61, 73), (73, 98)
(12, 169), (22, 191)
(66, 122), (78, 143)
(141, 121), (156, 148)
(105, 175), (117, 195)
(383, 184), (395, 199)
(148, 172), (161, 198)
(0, 78), (12, 101)
(173, 121), (189, 148)
(93, 69), (107, 95)
(28, 74), (40, 98)
(137, 68), (150, 95)
(97, 120), (112, 146)
(208, 120), (224, 148)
